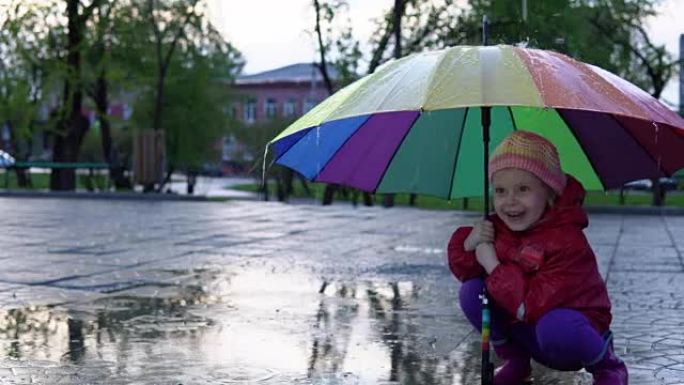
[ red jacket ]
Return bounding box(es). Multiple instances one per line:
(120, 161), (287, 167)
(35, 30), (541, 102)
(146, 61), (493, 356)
(448, 176), (611, 332)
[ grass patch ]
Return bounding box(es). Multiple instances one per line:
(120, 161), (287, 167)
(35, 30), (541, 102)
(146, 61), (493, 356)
(232, 181), (684, 210)
(0, 171), (109, 191)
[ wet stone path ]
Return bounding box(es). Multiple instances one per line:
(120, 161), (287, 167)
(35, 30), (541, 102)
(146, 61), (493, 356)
(0, 197), (682, 384)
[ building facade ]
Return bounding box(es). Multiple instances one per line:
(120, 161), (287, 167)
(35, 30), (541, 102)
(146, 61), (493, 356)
(220, 63), (337, 172)
(232, 63), (336, 124)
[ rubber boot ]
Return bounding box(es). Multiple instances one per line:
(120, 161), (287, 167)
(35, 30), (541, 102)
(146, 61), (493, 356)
(586, 344), (628, 385)
(493, 342), (533, 385)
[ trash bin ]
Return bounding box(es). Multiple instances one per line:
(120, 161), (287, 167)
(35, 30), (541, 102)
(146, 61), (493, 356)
(133, 131), (165, 186)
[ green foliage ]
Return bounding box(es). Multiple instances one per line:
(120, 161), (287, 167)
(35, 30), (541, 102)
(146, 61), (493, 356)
(0, 171), (108, 191)
(79, 127), (104, 162)
(355, 0), (675, 98)
(312, 0), (363, 87)
(120, 0), (244, 172)
(2, 0), (245, 177)
(231, 117), (297, 176)
(130, 51), (240, 171)
(448, 0), (674, 97)
(0, 1), (63, 151)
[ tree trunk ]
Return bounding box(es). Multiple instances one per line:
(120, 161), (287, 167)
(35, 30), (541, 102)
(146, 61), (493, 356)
(297, 174), (311, 196)
(50, 0), (89, 191)
(50, 116), (89, 191)
(313, 0), (334, 95)
(154, 165), (174, 193)
(393, 0), (404, 58)
(651, 177), (665, 206)
(313, 0), (339, 205)
(381, 0), (405, 209)
(275, 173), (286, 202)
(186, 171), (196, 194)
(153, 67), (166, 132)
(261, 177), (270, 201)
(94, 70), (131, 190)
(322, 184), (338, 205)
(5, 122), (31, 188)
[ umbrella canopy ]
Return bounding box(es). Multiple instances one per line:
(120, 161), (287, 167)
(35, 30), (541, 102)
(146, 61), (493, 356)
(269, 45), (684, 199)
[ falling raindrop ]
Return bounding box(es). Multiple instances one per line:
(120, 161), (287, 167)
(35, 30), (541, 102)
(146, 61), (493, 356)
(316, 125), (321, 173)
(653, 121), (662, 171)
(261, 145), (269, 189)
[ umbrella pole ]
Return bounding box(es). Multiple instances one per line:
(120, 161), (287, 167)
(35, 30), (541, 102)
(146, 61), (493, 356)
(480, 14), (494, 385)
(480, 105), (494, 385)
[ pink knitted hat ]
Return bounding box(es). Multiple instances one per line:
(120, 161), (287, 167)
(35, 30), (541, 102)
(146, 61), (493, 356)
(488, 131), (567, 195)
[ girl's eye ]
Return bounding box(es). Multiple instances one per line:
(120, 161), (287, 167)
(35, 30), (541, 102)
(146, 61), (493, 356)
(494, 187), (505, 194)
(519, 185), (529, 192)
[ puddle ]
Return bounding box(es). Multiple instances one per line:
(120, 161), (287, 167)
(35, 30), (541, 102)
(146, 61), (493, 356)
(393, 245), (444, 254)
(0, 266), (577, 384)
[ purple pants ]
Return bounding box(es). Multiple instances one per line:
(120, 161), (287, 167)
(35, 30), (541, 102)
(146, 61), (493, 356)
(459, 278), (611, 370)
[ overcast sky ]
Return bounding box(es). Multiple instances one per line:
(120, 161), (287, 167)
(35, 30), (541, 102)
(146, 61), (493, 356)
(207, 0), (683, 107)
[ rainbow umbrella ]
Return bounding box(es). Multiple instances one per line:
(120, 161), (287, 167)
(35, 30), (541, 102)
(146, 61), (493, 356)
(268, 44), (684, 385)
(268, 45), (684, 199)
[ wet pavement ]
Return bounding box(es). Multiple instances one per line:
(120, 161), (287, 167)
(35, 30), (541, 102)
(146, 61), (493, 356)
(0, 197), (682, 384)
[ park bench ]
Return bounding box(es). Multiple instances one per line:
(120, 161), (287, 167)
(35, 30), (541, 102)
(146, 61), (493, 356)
(2, 161), (111, 191)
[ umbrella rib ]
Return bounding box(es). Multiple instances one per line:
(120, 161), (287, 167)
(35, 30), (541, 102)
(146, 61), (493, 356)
(447, 107), (470, 200)
(372, 112), (422, 194)
(421, 48), (454, 108)
(273, 126), (315, 164)
(555, 109), (607, 190)
(372, 60), (424, 113)
(507, 106), (518, 131)
(606, 113), (669, 176)
(311, 115), (372, 181)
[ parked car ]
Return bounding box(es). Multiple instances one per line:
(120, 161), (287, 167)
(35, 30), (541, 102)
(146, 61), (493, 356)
(0, 150), (15, 168)
(623, 177), (678, 191)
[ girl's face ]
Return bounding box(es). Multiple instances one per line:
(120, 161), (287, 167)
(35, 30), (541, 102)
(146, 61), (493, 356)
(492, 168), (553, 232)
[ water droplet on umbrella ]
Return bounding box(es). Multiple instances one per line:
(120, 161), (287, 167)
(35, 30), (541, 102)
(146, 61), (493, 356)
(652, 122), (662, 170)
(316, 125), (321, 173)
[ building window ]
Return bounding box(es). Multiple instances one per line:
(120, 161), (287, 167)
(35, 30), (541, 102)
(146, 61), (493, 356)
(283, 99), (297, 117)
(244, 99), (256, 123)
(303, 98), (317, 113)
(264, 98), (277, 118)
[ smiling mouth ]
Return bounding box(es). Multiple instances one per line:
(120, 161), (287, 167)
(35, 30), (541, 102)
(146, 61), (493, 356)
(505, 212), (525, 219)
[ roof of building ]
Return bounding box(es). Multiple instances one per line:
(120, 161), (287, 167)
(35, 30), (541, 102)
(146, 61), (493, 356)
(235, 63), (339, 85)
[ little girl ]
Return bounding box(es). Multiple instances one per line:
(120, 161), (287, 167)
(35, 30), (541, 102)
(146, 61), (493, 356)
(448, 131), (628, 385)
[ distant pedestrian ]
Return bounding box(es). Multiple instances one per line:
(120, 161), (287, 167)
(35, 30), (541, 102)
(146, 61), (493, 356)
(187, 171), (197, 195)
(448, 131), (627, 385)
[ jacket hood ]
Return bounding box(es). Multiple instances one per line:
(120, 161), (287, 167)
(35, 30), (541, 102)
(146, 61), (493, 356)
(543, 174), (588, 230)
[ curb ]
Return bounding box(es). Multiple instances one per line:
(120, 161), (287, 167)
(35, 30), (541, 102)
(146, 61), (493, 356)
(585, 205), (684, 216)
(0, 191), (682, 215)
(0, 190), (213, 202)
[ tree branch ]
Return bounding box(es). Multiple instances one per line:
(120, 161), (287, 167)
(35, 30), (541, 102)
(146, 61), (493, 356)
(80, 0), (102, 24)
(367, 13), (394, 74)
(313, 0), (334, 94)
(588, 17), (667, 97)
(162, 0), (198, 71)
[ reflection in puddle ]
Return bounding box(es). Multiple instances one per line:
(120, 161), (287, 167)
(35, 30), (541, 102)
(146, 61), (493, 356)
(305, 279), (480, 384)
(0, 267), (497, 384)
